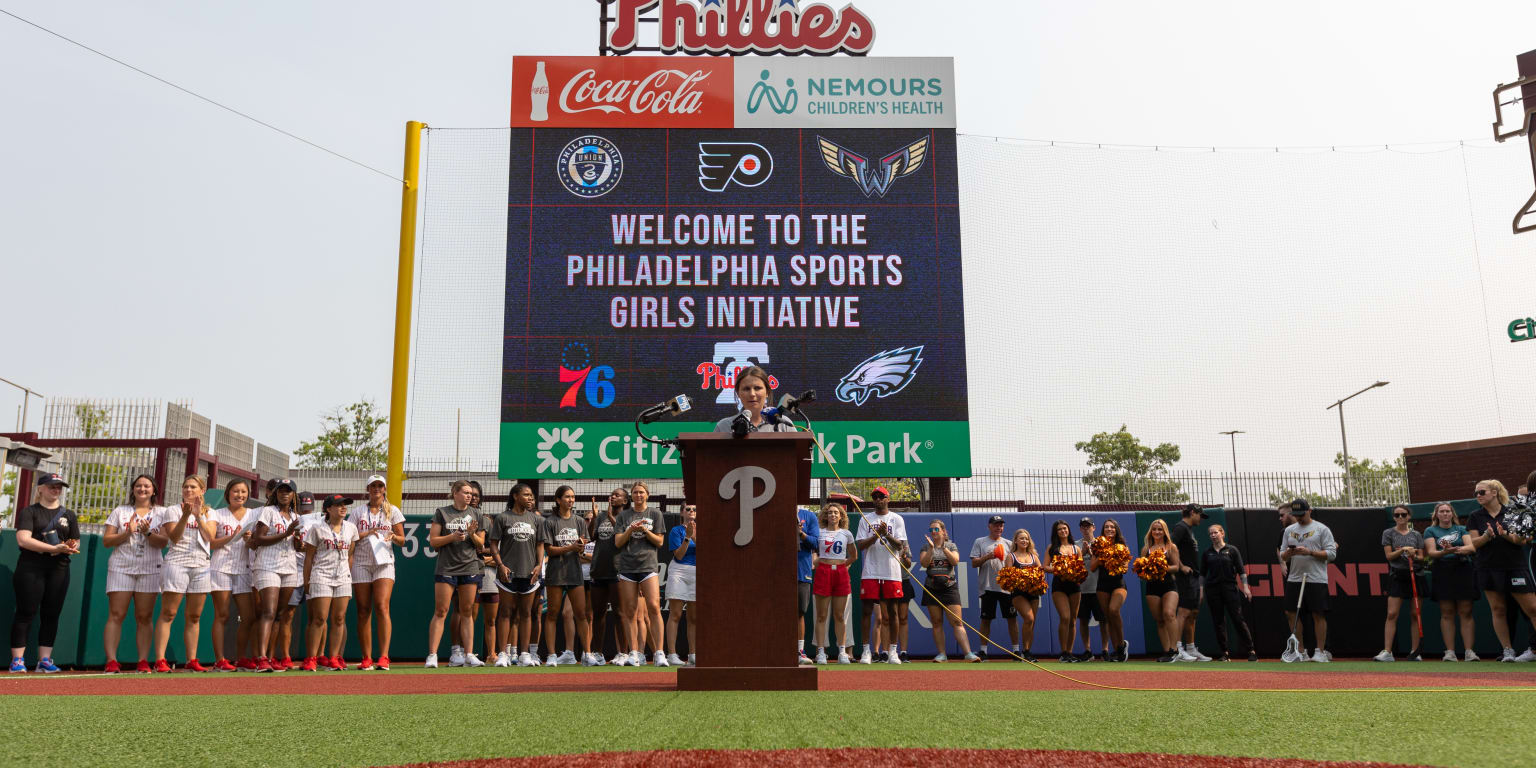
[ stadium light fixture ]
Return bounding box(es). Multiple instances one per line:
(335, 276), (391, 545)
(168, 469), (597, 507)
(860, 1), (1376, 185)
(1325, 381), (1390, 507)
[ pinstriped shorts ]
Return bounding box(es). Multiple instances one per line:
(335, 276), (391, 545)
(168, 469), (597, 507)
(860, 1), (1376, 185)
(106, 570), (161, 594)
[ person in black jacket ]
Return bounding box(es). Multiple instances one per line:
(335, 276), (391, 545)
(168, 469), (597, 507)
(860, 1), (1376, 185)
(9, 473), (81, 673)
(1199, 523), (1256, 661)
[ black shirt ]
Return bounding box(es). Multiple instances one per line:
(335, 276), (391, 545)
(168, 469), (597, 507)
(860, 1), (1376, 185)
(14, 503), (81, 569)
(1200, 544), (1246, 585)
(1468, 506), (1526, 569)
(1171, 520), (1198, 575)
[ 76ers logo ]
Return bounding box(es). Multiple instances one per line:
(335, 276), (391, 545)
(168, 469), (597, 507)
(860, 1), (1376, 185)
(558, 135), (623, 198)
(698, 143), (772, 191)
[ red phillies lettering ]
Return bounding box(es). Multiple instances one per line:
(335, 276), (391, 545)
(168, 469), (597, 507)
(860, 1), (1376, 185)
(608, 0), (876, 56)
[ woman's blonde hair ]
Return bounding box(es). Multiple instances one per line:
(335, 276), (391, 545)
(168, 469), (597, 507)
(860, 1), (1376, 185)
(1431, 502), (1459, 527)
(819, 502), (846, 529)
(1143, 518), (1171, 552)
(1011, 528), (1035, 557)
(1477, 479), (1510, 507)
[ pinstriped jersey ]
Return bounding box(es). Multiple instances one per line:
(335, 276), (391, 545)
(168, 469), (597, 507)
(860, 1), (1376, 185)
(105, 505), (166, 575)
(304, 520), (359, 585)
(252, 505), (301, 574)
(210, 507), (258, 575)
(348, 504), (404, 567)
(157, 504), (213, 569)
(293, 512), (324, 573)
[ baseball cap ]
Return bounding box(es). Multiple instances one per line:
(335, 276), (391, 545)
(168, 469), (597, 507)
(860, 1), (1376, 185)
(366, 474), (387, 487)
(274, 478), (296, 492)
(1078, 517), (1093, 527)
(987, 515), (1006, 525)
(35, 472), (68, 487)
(298, 491), (315, 510)
(323, 494), (352, 509)
(1289, 498), (1311, 513)
(870, 486), (889, 499)
(1181, 503), (1209, 519)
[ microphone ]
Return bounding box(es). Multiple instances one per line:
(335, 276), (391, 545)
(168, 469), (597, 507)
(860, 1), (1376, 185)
(730, 411), (751, 438)
(638, 394), (694, 424)
(779, 390), (817, 414)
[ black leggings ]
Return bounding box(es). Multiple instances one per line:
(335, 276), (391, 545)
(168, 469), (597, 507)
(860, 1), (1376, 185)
(10, 564), (71, 649)
(1205, 582), (1253, 655)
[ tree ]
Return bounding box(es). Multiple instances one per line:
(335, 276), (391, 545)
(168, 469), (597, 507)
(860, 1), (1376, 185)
(294, 400), (389, 471)
(1074, 425), (1188, 504)
(70, 403), (132, 522)
(1, 467), (16, 520)
(829, 477), (922, 504)
(1270, 453), (1407, 508)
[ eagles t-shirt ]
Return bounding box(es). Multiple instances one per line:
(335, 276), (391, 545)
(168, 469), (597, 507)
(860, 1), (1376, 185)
(489, 509), (543, 579)
(590, 511), (622, 580)
(614, 507), (666, 574)
(1425, 525), (1469, 563)
(542, 514), (586, 586)
(432, 505), (483, 577)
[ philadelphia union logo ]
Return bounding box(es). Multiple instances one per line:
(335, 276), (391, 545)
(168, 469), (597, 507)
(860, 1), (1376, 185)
(558, 135), (623, 198)
(835, 346), (924, 406)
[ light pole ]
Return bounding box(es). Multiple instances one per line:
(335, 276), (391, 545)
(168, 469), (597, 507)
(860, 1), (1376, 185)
(1218, 430), (1245, 474)
(0, 377), (43, 433)
(1325, 381), (1389, 507)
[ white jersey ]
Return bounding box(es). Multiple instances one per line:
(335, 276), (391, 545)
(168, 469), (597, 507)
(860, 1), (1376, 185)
(293, 512), (325, 571)
(348, 503), (405, 567)
(304, 520), (359, 585)
(105, 505), (167, 575)
(818, 528), (856, 563)
(854, 511), (908, 581)
(157, 504), (213, 569)
(210, 507), (258, 575)
(251, 506), (301, 574)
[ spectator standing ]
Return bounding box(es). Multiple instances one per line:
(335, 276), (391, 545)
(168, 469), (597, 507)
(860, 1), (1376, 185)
(1375, 504), (1425, 662)
(1074, 518), (1106, 661)
(664, 503), (697, 667)
(812, 503), (857, 664)
(968, 515), (1016, 660)
(1467, 479), (1536, 662)
(919, 520), (975, 662)
(424, 480), (485, 669)
(102, 475), (167, 673)
(8, 472), (80, 674)
(795, 505), (821, 664)
(1199, 523), (1256, 661)
(1171, 504), (1211, 661)
(543, 485), (592, 667)
(588, 487), (629, 665)
(1280, 498), (1337, 663)
(1424, 501), (1478, 661)
(152, 475), (217, 672)
(854, 487), (907, 664)
(348, 474), (406, 671)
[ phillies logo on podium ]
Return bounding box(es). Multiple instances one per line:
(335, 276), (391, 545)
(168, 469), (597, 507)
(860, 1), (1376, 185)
(606, 0), (877, 56)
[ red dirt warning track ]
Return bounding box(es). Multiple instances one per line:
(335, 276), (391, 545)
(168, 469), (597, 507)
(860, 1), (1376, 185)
(394, 748), (1427, 768)
(2, 666), (1529, 696)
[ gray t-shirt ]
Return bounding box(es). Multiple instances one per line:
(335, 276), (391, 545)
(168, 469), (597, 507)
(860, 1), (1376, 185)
(1380, 527), (1423, 572)
(542, 514), (586, 587)
(590, 511), (622, 579)
(489, 509), (543, 579)
(969, 535), (1011, 593)
(431, 505), (483, 577)
(1281, 519), (1337, 583)
(713, 413), (797, 433)
(922, 541), (960, 587)
(1076, 537), (1100, 592)
(614, 507), (666, 574)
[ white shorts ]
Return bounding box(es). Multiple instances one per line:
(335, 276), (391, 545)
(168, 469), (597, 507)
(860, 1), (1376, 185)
(350, 562), (396, 584)
(666, 562), (697, 602)
(211, 570), (252, 595)
(162, 563), (212, 594)
(106, 570), (161, 594)
(480, 567), (499, 594)
(307, 580), (353, 599)
(252, 569), (301, 591)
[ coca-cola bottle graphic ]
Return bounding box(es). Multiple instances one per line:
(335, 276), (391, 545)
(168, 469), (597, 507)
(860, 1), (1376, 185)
(530, 61), (549, 122)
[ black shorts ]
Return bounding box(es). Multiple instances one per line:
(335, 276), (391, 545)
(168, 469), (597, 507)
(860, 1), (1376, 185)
(1430, 559), (1479, 602)
(797, 582), (812, 615)
(979, 590), (1016, 620)
(1051, 576), (1080, 595)
(1283, 579), (1329, 613)
(1385, 568), (1427, 599)
(1176, 575), (1201, 610)
(589, 576), (617, 587)
(1078, 592), (1106, 622)
(1146, 577), (1176, 597)
(1096, 572), (1125, 593)
(496, 576), (537, 594)
(922, 581), (961, 607)
(1476, 566), (1536, 594)
(1010, 590), (1041, 603)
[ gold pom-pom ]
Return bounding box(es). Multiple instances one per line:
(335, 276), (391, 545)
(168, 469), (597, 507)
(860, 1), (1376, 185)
(1132, 549), (1170, 581)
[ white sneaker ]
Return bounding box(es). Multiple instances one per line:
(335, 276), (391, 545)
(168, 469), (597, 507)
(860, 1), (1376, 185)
(580, 653), (598, 667)
(687, 654), (696, 666)
(448, 646), (465, 667)
(557, 650), (578, 666)
(654, 652), (669, 667)
(1311, 650), (1331, 663)
(932, 653), (948, 663)
(859, 650), (872, 664)
(1516, 649), (1536, 662)
(1464, 650), (1480, 662)
(887, 646), (902, 664)
(516, 652), (532, 667)
(1500, 648), (1517, 662)
(526, 652), (543, 667)
(545, 654), (560, 667)
(424, 653), (438, 669)
(1175, 648), (1198, 662)
(464, 652), (485, 667)
(1187, 645), (1212, 661)
(592, 653), (607, 666)
(667, 653), (686, 667)
(962, 652), (979, 662)
(493, 651), (511, 667)
(630, 651), (644, 666)
(837, 651), (853, 664)
(611, 653), (630, 667)
(814, 649), (828, 665)
(1374, 650), (1395, 662)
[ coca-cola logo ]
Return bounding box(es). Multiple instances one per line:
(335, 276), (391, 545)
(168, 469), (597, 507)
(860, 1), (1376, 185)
(558, 68), (712, 116)
(607, 0), (876, 56)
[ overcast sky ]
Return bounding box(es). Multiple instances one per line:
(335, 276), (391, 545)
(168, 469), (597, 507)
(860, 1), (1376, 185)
(3, 0), (1534, 478)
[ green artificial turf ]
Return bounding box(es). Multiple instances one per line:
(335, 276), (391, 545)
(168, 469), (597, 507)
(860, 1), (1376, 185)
(1, 688), (1529, 768)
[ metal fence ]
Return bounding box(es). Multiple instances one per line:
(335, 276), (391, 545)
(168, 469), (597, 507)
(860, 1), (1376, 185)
(954, 468), (1406, 508)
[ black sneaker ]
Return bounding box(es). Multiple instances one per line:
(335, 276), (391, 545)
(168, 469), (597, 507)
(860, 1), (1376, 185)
(1215, 652), (1230, 661)
(898, 651), (909, 664)
(1096, 651), (1108, 662)
(877, 651), (889, 663)
(1119, 641), (1130, 662)
(1406, 650), (1422, 661)
(1021, 651), (1037, 662)
(1076, 651), (1093, 662)
(1156, 650), (1177, 663)
(976, 648), (988, 662)
(1248, 651), (1259, 662)
(1057, 653), (1072, 663)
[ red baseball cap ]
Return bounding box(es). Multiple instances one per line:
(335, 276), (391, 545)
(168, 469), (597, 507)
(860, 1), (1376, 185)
(870, 486), (890, 499)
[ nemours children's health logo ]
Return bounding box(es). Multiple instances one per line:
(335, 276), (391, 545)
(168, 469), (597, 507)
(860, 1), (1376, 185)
(557, 135), (624, 197)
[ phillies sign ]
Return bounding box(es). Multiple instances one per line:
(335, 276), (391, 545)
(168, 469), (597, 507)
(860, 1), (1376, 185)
(606, 0), (876, 56)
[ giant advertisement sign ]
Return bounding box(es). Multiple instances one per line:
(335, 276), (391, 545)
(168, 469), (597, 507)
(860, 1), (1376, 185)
(501, 56), (968, 479)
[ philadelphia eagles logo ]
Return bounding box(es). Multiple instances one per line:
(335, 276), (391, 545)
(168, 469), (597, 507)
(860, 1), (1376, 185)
(835, 346), (924, 406)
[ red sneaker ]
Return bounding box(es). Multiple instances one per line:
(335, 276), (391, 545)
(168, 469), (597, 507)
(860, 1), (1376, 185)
(357, 656), (374, 671)
(327, 656), (346, 671)
(278, 657), (294, 671)
(213, 659), (236, 672)
(255, 658), (274, 673)
(300, 657), (318, 672)
(135, 660), (152, 674)
(237, 657), (256, 671)
(375, 656), (390, 670)
(104, 660), (122, 674)
(185, 660), (209, 673)
(152, 659), (172, 673)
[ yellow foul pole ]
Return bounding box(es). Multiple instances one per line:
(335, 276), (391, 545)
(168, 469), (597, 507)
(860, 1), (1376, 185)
(387, 121), (425, 507)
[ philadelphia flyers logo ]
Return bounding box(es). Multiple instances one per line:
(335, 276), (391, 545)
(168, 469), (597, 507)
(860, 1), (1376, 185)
(698, 142), (773, 192)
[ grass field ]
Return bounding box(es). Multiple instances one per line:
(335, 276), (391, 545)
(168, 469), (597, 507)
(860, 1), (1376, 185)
(3, 664), (1533, 768)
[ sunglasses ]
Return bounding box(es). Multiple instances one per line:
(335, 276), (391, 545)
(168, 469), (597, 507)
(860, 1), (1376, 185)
(1475, 490), (1489, 496)
(1393, 513), (1409, 518)
(928, 528), (942, 533)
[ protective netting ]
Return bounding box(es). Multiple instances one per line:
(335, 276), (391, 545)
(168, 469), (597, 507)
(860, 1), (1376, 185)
(408, 129), (1535, 497)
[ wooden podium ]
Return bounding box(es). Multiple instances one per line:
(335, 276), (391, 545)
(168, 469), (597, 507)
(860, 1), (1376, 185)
(673, 431), (818, 691)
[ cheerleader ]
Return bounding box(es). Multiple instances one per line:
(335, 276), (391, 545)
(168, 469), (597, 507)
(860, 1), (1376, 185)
(1088, 519), (1130, 662)
(209, 479), (257, 670)
(102, 475), (167, 673)
(302, 495), (359, 671)
(919, 519), (975, 662)
(813, 503), (858, 664)
(489, 483), (545, 666)
(152, 475), (217, 672)
(614, 481), (667, 667)
(542, 485), (592, 666)
(1142, 519), (1184, 662)
(1007, 528), (1045, 662)
(250, 479), (305, 672)
(1044, 520), (1082, 663)
(348, 474), (405, 670)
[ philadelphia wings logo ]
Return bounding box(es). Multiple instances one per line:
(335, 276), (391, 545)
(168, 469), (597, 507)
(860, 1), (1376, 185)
(816, 136), (928, 198)
(835, 346), (924, 406)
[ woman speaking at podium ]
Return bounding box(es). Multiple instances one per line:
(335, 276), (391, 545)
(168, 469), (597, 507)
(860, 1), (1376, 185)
(713, 366), (796, 434)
